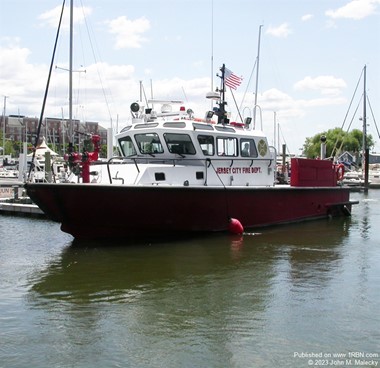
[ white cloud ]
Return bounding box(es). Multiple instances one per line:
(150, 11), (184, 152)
(325, 0), (380, 20)
(294, 76), (347, 96)
(106, 16), (151, 49)
(300, 96), (347, 107)
(0, 43), (348, 138)
(0, 47), (59, 124)
(251, 89), (307, 125)
(1, 36), (21, 48)
(0, 45), (31, 75)
(261, 88), (293, 106)
(86, 62), (135, 82)
(266, 23), (292, 38)
(301, 14), (314, 21)
(38, 5), (92, 30)
(324, 19), (338, 29)
(0, 42), (209, 127)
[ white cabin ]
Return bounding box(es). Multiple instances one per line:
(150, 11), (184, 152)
(78, 103), (277, 188)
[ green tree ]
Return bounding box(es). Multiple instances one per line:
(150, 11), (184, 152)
(0, 137), (16, 157)
(303, 128), (374, 158)
(100, 144), (107, 158)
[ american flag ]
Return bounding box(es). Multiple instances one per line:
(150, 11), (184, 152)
(224, 67), (243, 90)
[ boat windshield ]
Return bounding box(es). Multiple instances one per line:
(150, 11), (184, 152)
(135, 133), (164, 154)
(119, 136), (137, 156)
(164, 133), (196, 155)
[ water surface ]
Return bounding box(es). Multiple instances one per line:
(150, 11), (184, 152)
(1, 190), (379, 367)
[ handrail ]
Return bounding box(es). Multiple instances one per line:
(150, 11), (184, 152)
(107, 156), (273, 184)
(106, 155), (273, 165)
(107, 156), (126, 184)
(105, 155), (275, 184)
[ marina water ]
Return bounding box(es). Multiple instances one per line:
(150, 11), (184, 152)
(1, 190), (379, 368)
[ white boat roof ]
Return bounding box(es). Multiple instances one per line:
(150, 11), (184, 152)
(28, 137), (59, 157)
(118, 115), (266, 139)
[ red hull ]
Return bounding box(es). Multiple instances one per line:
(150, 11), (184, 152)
(25, 183), (354, 240)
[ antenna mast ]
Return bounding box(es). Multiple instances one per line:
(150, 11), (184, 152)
(253, 25), (263, 129)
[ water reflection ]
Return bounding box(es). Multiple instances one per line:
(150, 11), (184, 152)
(358, 195), (374, 239)
(30, 236), (267, 304)
(29, 218), (350, 307)
(24, 218), (365, 368)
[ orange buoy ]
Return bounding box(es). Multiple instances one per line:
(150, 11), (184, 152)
(229, 218), (244, 235)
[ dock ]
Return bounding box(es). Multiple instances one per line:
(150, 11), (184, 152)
(0, 181), (45, 218)
(0, 199), (45, 217)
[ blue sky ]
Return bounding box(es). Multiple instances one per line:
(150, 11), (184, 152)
(1, 0), (379, 153)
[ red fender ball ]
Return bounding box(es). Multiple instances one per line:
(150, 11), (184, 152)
(229, 218), (244, 235)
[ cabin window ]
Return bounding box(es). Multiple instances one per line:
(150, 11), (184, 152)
(119, 136), (137, 156)
(215, 126), (235, 133)
(164, 133), (196, 155)
(193, 123), (214, 131)
(134, 133), (164, 154)
(240, 138), (258, 158)
(120, 125), (132, 133)
(163, 122), (186, 128)
(134, 123), (159, 129)
(155, 172), (166, 181)
(217, 137), (238, 157)
(196, 171), (204, 180)
(197, 135), (214, 156)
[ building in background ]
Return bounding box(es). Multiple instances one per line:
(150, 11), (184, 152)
(1, 115), (108, 156)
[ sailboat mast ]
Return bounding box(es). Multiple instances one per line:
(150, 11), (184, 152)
(362, 65), (367, 152)
(2, 96), (7, 163)
(210, 0), (214, 107)
(363, 64), (369, 192)
(253, 25), (263, 129)
(69, 0), (73, 143)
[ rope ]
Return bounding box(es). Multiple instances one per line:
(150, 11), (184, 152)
(236, 59), (257, 121)
(208, 159), (231, 223)
(335, 96), (363, 156)
(367, 95), (380, 140)
(229, 88), (244, 123)
(28, 0), (66, 182)
(331, 67), (364, 158)
(80, 0), (113, 125)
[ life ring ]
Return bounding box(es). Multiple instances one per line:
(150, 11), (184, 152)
(336, 164), (345, 181)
